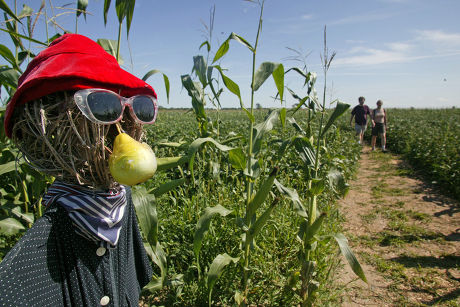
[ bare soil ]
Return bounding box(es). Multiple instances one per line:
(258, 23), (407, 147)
(337, 146), (460, 307)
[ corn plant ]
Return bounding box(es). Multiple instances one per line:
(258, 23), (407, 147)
(274, 27), (366, 306)
(181, 1), (295, 305)
(0, 1), (52, 243)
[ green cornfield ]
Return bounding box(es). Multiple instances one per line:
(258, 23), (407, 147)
(366, 108), (460, 199)
(139, 109), (362, 305)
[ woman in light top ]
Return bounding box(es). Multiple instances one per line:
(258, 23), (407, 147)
(371, 100), (387, 151)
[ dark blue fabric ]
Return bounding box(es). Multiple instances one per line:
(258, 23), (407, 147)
(0, 187), (152, 307)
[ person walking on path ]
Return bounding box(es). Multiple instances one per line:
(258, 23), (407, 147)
(371, 100), (387, 151)
(350, 96), (371, 145)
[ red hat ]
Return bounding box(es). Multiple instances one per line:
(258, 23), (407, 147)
(4, 33), (157, 138)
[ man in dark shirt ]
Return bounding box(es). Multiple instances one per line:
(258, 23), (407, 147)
(350, 96), (371, 144)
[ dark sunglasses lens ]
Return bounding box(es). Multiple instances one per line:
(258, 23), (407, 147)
(132, 96), (156, 122)
(87, 92), (122, 122)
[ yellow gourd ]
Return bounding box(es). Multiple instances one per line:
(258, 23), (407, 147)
(109, 133), (157, 186)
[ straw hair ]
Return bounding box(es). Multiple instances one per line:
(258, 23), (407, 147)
(11, 91), (144, 189)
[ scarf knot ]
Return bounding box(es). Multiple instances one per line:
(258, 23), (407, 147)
(42, 181), (127, 247)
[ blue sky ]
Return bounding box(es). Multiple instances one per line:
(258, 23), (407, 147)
(1, 0), (459, 109)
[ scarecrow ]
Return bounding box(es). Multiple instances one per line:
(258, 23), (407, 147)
(0, 34), (158, 306)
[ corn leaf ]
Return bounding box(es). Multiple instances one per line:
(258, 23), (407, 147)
(253, 62), (284, 103)
(150, 178), (186, 197)
(333, 233), (367, 283)
(246, 167), (278, 221)
(0, 218), (25, 235)
(327, 168), (349, 197)
(244, 156), (262, 179)
(187, 137), (233, 157)
(228, 148), (246, 170)
(309, 178), (325, 196)
(187, 137), (232, 181)
(199, 40), (211, 52)
(229, 32), (254, 51)
(142, 276), (163, 293)
(156, 156), (189, 172)
(207, 253), (239, 299)
(3, 16), (21, 50)
(212, 65), (241, 103)
(162, 74), (170, 104)
(212, 32), (253, 64)
(286, 67), (314, 87)
(253, 62), (277, 90)
(252, 109), (279, 156)
(304, 212), (326, 242)
(0, 160), (17, 175)
(0, 28), (46, 46)
(77, 0), (88, 19)
(280, 107), (287, 128)
(103, 0), (111, 25)
(193, 205), (233, 260)
(276, 139), (291, 161)
(211, 65), (253, 122)
(132, 186), (158, 246)
(17, 50), (33, 66)
(96, 38), (124, 64)
(181, 74), (205, 114)
(288, 117), (305, 134)
(193, 55), (207, 87)
(142, 69), (170, 104)
(0, 44), (18, 70)
(0, 0), (21, 23)
(293, 136), (316, 166)
(286, 87), (312, 115)
(115, 0), (135, 35)
(272, 64), (284, 103)
(11, 206), (34, 224)
(142, 241), (167, 291)
(157, 141), (187, 148)
(247, 197), (279, 242)
(212, 39), (229, 63)
(320, 101), (350, 137)
(274, 179), (308, 218)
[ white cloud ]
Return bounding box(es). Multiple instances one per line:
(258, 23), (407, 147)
(335, 29), (460, 66)
(345, 39), (366, 44)
(334, 48), (408, 65)
(328, 11), (397, 26)
(415, 30), (460, 45)
(266, 13), (319, 35)
(385, 42), (412, 52)
(266, 13), (315, 24)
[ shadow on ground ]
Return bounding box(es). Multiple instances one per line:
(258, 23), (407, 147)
(390, 255), (459, 270)
(422, 288), (460, 306)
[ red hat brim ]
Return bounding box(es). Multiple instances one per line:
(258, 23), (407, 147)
(4, 33), (157, 138)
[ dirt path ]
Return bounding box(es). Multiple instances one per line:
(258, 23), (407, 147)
(337, 146), (460, 307)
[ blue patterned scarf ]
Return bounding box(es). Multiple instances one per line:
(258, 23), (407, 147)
(42, 181), (127, 247)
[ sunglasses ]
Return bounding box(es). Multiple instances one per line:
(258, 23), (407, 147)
(73, 88), (158, 125)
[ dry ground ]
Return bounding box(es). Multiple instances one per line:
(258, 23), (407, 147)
(337, 146), (460, 307)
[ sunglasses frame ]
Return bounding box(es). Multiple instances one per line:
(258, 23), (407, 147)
(73, 88), (158, 125)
